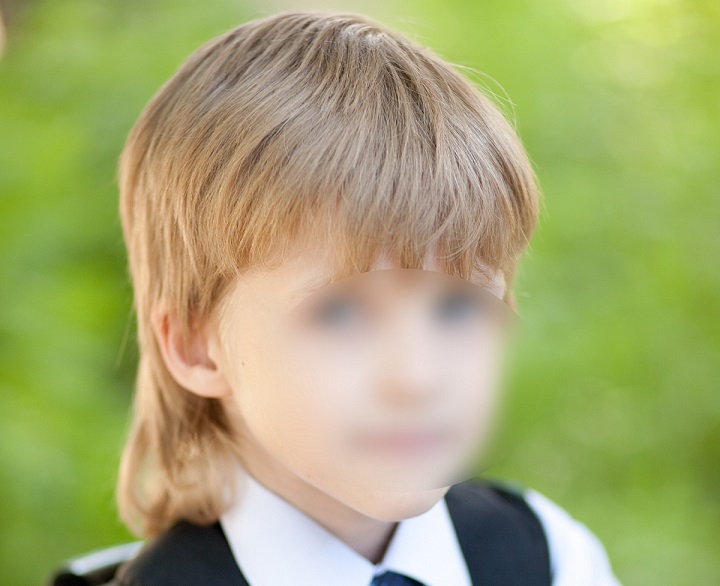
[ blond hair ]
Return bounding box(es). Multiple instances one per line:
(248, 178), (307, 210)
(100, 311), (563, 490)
(116, 9), (543, 539)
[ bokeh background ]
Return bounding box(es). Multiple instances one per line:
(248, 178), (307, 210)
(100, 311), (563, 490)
(1, 0), (718, 584)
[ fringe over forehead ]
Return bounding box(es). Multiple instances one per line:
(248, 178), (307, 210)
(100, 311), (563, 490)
(119, 10), (541, 326)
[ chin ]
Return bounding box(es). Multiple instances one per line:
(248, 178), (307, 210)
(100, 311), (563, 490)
(350, 485), (451, 522)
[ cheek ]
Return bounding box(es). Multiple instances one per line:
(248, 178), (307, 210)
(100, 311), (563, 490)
(449, 344), (504, 419)
(435, 340), (507, 477)
(232, 338), (366, 484)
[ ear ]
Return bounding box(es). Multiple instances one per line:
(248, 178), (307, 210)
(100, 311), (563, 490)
(506, 289), (518, 313)
(501, 286), (518, 314)
(151, 302), (232, 398)
(489, 272), (515, 309)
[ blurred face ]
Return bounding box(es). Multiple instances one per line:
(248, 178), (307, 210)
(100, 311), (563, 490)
(214, 244), (519, 519)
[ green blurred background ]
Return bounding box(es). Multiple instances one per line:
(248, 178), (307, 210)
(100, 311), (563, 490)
(0, 0), (718, 583)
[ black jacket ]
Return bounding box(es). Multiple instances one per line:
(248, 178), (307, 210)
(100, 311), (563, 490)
(110, 476), (551, 586)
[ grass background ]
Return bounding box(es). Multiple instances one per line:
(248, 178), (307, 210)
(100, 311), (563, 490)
(0, 0), (718, 583)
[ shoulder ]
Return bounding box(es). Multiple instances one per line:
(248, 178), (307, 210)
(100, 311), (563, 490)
(445, 477), (552, 586)
(522, 487), (623, 586)
(445, 475), (549, 542)
(109, 519), (247, 586)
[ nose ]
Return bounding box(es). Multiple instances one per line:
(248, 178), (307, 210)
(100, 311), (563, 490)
(374, 309), (445, 408)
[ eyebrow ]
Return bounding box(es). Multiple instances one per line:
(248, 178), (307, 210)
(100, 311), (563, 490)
(289, 270), (504, 303)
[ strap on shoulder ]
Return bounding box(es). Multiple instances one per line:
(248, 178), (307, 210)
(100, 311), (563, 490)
(444, 475), (552, 586)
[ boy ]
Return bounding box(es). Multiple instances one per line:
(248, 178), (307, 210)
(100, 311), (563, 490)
(110, 9), (622, 585)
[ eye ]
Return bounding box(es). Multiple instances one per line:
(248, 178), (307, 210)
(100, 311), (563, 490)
(435, 290), (485, 323)
(312, 295), (365, 327)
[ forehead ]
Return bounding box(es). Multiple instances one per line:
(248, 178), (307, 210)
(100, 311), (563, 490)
(233, 241), (506, 309)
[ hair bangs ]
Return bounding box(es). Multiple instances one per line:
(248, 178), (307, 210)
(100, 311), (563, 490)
(206, 15), (539, 294)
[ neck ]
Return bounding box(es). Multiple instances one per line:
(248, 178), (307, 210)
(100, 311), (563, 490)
(236, 430), (399, 564)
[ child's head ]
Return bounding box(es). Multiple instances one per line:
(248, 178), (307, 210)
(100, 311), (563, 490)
(116, 9), (541, 539)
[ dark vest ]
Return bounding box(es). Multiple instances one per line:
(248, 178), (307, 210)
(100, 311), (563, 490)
(109, 476), (551, 586)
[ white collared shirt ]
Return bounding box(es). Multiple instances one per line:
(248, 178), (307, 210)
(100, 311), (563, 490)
(219, 468), (623, 586)
(524, 488), (623, 586)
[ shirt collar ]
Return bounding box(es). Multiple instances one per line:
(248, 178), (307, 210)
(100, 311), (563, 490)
(219, 467), (472, 586)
